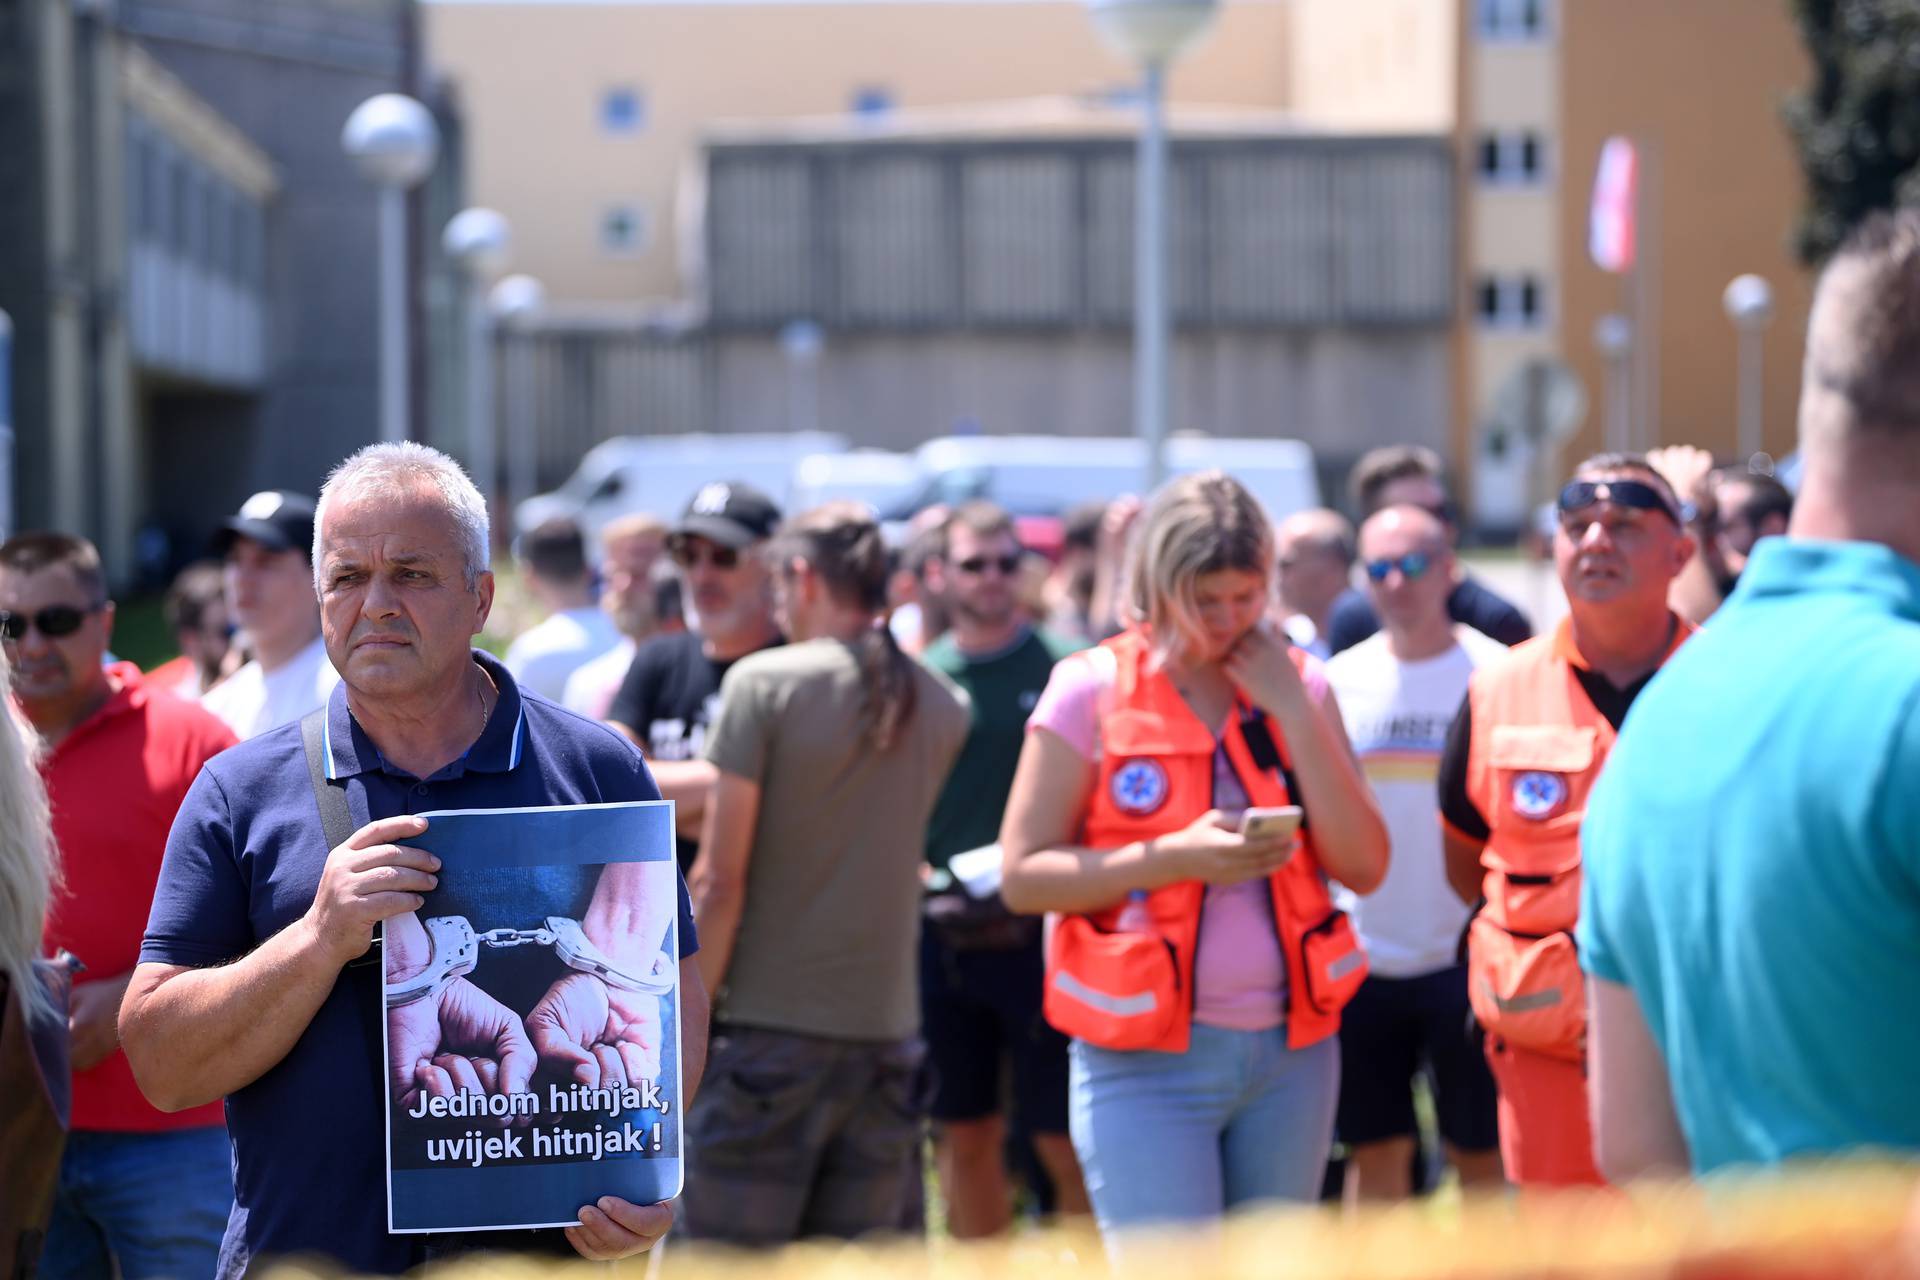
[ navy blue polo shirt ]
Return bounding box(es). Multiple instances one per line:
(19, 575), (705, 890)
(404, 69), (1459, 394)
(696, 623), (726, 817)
(141, 651), (698, 1278)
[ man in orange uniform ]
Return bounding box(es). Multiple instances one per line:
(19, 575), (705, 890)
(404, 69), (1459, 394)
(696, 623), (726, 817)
(1435, 454), (1695, 1187)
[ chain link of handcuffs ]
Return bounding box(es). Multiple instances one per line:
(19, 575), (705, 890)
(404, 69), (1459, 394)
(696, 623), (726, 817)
(384, 915), (675, 1008)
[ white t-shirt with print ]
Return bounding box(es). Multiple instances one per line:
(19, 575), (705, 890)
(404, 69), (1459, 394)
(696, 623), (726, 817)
(504, 606), (623, 705)
(1324, 627), (1509, 978)
(201, 633), (342, 741)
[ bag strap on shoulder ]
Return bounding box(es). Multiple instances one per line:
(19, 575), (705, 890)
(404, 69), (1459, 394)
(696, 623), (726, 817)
(298, 709), (384, 1084)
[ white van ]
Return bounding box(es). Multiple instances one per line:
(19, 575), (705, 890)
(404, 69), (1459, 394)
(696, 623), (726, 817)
(513, 431), (847, 547)
(789, 449), (922, 515)
(885, 435), (1321, 523)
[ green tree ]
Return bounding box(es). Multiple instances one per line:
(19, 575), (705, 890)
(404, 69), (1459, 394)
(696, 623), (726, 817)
(1786, 0), (1920, 262)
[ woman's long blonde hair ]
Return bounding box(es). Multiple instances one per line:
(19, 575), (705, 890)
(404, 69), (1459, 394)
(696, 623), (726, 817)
(0, 657), (58, 1021)
(1123, 470), (1275, 668)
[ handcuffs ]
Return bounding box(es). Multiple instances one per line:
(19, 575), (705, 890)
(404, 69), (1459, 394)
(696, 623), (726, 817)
(384, 915), (676, 1008)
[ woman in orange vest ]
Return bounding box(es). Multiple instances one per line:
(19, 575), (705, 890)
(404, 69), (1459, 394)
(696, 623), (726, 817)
(1000, 472), (1389, 1242)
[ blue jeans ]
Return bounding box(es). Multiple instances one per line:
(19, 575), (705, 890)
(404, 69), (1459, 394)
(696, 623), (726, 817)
(1069, 1024), (1338, 1238)
(41, 1127), (232, 1280)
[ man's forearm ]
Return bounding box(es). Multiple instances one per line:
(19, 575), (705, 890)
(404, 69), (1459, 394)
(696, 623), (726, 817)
(651, 760), (716, 835)
(678, 958), (710, 1103)
(688, 877), (742, 997)
(120, 919), (350, 1112)
(1442, 827), (1487, 907)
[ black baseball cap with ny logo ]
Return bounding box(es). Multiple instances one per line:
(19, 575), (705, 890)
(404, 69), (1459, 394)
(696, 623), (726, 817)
(672, 482), (782, 548)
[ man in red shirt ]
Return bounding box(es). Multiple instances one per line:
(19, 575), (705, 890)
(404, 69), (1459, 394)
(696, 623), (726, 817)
(1, 532), (237, 1280)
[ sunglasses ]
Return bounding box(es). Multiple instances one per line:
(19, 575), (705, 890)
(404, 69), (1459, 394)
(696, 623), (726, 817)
(0, 604), (100, 642)
(1363, 552), (1433, 583)
(1557, 478), (1681, 525)
(954, 554), (1021, 577)
(667, 538), (741, 571)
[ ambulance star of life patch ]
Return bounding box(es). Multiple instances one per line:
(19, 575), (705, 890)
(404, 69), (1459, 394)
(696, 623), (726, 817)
(1511, 770), (1568, 820)
(1111, 758), (1170, 817)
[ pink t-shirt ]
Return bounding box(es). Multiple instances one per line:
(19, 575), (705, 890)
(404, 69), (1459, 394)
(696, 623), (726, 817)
(1028, 646), (1333, 1033)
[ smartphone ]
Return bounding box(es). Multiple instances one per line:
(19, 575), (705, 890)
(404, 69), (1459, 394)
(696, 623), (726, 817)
(1239, 805), (1303, 841)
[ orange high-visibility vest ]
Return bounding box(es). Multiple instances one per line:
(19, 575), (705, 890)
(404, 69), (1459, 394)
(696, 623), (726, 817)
(1042, 629), (1367, 1054)
(1460, 615), (1691, 1060)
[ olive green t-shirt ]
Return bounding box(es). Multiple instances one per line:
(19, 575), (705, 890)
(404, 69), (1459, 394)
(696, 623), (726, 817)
(704, 637), (970, 1041)
(921, 627), (1083, 874)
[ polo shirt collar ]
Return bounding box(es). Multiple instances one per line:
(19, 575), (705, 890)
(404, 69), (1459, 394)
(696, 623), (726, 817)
(1734, 538), (1920, 618)
(323, 648), (527, 782)
(48, 662), (148, 757)
(1549, 611), (1691, 675)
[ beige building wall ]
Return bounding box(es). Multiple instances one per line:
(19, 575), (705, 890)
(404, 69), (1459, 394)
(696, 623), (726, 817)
(1557, 0), (1812, 467)
(1457, 6), (1558, 521)
(425, 0), (1296, 303)
(1284, 0), (1455, 131)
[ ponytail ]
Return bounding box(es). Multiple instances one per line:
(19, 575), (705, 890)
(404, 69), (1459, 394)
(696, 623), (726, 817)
(853, 621), (918, 753)
(771, 502), (919, 751)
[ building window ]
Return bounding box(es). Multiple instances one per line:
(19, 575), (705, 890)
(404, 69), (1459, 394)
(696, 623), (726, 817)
(601, 87), (646, 135)
(601, 204), (648, 256)
(851, 86), (895, 118)
(1476, 130), (1548, 185)
(1478, 0), (1549, 40)
(1477, 273), (1547, 329)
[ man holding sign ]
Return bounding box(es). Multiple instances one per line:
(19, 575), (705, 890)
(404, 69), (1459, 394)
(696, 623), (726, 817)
(121, 442), (706, 1277)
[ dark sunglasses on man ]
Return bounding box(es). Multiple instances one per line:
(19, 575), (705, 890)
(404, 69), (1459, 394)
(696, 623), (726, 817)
(1556, 478), (1684, 526)
(954, 554), (1021, 577)
(666, 535), (741, 571)
(0, 603), (100, 642)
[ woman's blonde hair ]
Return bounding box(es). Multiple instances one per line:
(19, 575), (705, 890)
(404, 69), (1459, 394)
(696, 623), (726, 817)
(0, 657), (57, 1022)
(1124, 470), (1274, 667)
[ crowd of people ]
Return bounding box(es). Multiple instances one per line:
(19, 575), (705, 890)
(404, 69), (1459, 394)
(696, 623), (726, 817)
(3, 210), (1920, 1280)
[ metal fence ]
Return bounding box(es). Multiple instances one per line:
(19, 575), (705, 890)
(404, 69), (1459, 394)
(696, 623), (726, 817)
(494, 322), (708, 495)
(494, 131), (1456, 494)
(702, 134), (1454, 332)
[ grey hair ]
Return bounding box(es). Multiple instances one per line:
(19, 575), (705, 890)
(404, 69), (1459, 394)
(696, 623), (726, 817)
(0, 657), (58, 1024)
(313, 442), (491, 592)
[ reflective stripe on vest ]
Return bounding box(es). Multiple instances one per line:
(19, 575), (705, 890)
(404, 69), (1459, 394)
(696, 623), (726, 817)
(1050, 971), (1160, 1019)
(1479, 980), (1563, 1015)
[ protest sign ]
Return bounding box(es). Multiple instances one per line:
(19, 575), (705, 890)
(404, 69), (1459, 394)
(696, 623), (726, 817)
(382, 800), (682, 1232)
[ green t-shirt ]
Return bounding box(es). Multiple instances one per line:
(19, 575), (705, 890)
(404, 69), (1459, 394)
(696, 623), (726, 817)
(704, 638), (971, 1041)
(922, 627), (1083, 873)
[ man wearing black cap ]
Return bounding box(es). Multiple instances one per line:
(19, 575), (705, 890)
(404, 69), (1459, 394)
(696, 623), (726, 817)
(202, 490), (341, 740)
(607, 482), (783, 870)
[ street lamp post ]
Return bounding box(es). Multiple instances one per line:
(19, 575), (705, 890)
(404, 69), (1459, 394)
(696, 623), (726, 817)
(1594, 313), (1633, 456)
(342, 94), (440, 443)
(780, 319), (825, 438)
(491, 273), (547, 525)
(1087, 0), (1218, 495)
(443, 208), (511, 505)
(1722, 274), (1774, 467)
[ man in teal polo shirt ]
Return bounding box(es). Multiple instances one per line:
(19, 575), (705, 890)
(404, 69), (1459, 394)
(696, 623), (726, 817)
(1580, 210), (1920, 1180)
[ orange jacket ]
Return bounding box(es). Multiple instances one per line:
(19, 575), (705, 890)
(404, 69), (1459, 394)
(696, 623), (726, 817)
(1042, 629), (1367, 1054)
(1460, 615), (1691, 1059)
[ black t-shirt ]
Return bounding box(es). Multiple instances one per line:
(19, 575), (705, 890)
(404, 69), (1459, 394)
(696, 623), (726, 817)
(607, 630), (780, 869)
(1435, 662), (1659, 843)
(1326, 575), (1534, 657)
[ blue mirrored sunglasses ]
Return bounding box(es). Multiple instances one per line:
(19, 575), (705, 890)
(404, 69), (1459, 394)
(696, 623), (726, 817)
(1363, 551), (1432, 583)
